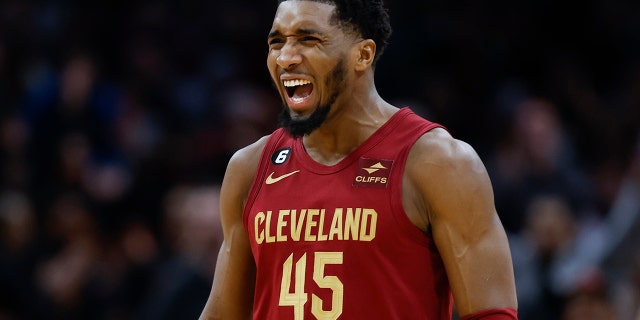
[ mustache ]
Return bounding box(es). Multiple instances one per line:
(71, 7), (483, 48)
(276, 58), (346, 138)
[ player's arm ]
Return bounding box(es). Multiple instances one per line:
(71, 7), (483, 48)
(199, 136), (269, 320)
(407, 129), (518, 318)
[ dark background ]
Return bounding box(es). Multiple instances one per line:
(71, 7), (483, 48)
(0, 1), (639, 319)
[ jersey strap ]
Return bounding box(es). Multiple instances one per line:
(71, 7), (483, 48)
(242, 128), (287, 228)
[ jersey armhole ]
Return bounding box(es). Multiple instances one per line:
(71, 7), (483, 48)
(389, 122), (446, 247)
(242, 129), (287, 228)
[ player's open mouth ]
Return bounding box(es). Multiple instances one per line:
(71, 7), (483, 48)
(283, 79), (313, 105)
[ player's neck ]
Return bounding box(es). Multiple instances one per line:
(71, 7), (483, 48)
(302, 92), (396, 166)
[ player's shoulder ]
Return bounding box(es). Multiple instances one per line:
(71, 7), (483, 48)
(414, 128), (479, 163)
(222, 134), (273, 196)
(228, 134), (272, 173)
(407, 127), (485, 179)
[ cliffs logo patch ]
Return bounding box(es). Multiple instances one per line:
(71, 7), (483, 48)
(353, 158), (393, 188)
(271, 147), (292, 165)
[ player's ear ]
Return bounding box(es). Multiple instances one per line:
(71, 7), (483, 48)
(354, 39), (376, 71)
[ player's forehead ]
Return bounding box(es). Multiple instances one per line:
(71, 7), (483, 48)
(270, 1), (337, 35)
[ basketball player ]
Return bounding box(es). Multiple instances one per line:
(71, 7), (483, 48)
(199, 0), (518, 319)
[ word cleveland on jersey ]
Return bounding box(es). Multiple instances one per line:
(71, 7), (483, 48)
(253, 208), (378, 244)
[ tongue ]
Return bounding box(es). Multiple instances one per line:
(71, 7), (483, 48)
(293, 83), (313, 99)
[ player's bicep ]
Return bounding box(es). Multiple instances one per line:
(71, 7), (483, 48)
(200, 140), (266, 319)
(428, 142), (498, 249)
(418, 139), (517, 316)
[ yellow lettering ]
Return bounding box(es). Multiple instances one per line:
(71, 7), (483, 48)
(257, 207), (378, 244)
(360, 209), (377, 241)
(291, 209), (306, 241)
(277, 210), (289, 242)
(255, 211), (265, 244)
(265, 210), (276, 243)
(344, 208), (361, 240)
(305, 209), (319, 241)
(317, 209), (328, 241)
(329, 208), (343, 241)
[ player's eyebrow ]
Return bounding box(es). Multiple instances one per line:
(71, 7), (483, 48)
(268, 28), (325, 39)
(268, 30), (281, 39)
(297, 28), (324, 36)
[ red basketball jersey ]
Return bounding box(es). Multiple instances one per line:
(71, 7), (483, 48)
(244, 108), (453, 319)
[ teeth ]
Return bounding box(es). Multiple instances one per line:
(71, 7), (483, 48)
(283, 79), (311, 87)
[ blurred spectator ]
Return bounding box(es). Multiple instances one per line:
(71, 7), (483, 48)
(137, 184), (222, 320)
(0, 113), (31, 190)
(512, 132), (640, 320)
(0, 190), (39, 319)
(34, 191), (100, 319)
(600, 133), (640, 320)
(561, 271), (617, 320)
(489, 98), (595, 232)
(510, 194), (599, 320)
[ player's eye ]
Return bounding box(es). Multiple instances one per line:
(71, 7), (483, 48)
(300, 36), (320, 44)
(268, 38), (284, 49)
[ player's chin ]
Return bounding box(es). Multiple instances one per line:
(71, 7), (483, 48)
(285, 103), (318, 119)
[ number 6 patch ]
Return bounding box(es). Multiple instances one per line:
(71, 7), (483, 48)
(272, 147), (292, 165)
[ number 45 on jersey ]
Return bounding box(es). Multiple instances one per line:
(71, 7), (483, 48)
(279, 252), (344, 320)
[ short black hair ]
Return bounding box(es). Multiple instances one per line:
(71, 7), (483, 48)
(278, 0), (392, 65)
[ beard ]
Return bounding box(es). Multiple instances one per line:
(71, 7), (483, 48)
(277, 58), (346, 138)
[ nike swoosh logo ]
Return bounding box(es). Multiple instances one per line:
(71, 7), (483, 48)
(265, 170), (300, 185)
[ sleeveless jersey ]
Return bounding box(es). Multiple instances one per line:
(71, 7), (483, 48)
(243, 108), (453, 320)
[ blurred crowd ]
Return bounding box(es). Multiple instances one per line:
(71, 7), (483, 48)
(0, 1), (638, 320)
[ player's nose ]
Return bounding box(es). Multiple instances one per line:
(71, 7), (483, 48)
(276, 40), (302, 70)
